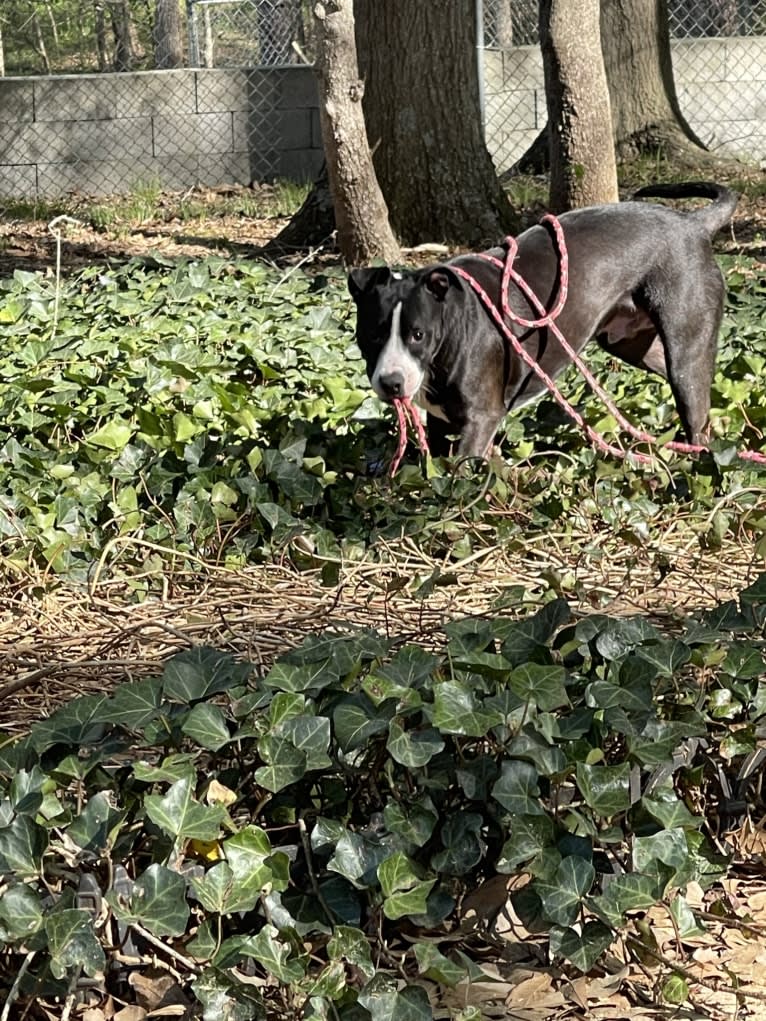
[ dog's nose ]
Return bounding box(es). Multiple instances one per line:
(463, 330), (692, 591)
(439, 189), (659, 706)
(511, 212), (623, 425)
(378, 371), (405, 398)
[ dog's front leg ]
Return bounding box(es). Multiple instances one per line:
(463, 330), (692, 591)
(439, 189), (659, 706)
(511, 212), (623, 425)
(455, 412), (503, 459)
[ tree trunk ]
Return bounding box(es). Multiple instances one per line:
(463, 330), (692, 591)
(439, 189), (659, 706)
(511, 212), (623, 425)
(154, 0), (184, 68)
(495, 0), (514, 47)
(312, 0), (400, 264)
(356, 0), (516, 246)
(32, 11), (52, 73)
(601, 0), (709, 160)
(110, 0), (144, 70)
(95, 2), (108, 70)
(540, 0), (618, 211)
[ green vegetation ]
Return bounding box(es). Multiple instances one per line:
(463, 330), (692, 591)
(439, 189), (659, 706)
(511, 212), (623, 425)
(1, 243), (765, 1016)
(0, 250), (763, 586)
(1, 579), (766, 1017)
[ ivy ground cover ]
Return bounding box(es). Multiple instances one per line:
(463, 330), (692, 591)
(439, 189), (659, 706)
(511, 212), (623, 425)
(0, 248), (766, 1018)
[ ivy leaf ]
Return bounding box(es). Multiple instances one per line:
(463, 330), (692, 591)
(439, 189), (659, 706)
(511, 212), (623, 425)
(254, 734), (307, 793)
(576, 761), (633, 816)
(327, 925), (375, 981)
(589, 873), (665, 927)
(386, 720), (444, 767)
(378, 851), (435, 920)
(636, 640), (691, 677)
(105, 677), (162, 730)
(549, 921), (613, 972)
(432, 681), (503, 736)
(328, 832), (389, 889)
(244, 924), (305, 983)
(497, 814), (555, 871)
(276, 715), (331, 770)
(0, 883), (44, 939)
(358, 975), (432, 1021)
(414, 941), (467, 986)
(509, 664), (570, 710)
(182, 703), (232, 751)
(29, 694), (108, 754)
(430, 814), (485, 875)
(333, 696), (390, 751)
(113, 863), (190, 938)
(0, 815), (47, 876)
(491, 760), (545, 815)
(144, 777), (227, 841)
(45, 908), (106, 979)
(66, 790), (124, 858)
(534, 856), (595, 926)
(163, 646), (250, 703)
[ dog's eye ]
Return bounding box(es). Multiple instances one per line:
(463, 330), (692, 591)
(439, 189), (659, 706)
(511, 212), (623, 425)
(411, 329), (424, 343)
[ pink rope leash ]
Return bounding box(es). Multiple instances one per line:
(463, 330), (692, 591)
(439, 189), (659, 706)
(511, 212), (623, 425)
(390, 396), (429, 476)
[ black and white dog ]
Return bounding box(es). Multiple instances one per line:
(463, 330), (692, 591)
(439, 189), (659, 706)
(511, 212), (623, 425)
(348, 182), (737, 458)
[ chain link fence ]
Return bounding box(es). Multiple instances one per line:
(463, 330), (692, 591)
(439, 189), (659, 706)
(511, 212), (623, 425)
(1, 0), (765, 199)
(483, 0), (766, 174)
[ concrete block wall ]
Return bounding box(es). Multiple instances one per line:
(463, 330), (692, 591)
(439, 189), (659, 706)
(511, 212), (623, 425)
(0, 66), (323, 200)
(0, 37), (764, 201)
(483, 37), (766, 172)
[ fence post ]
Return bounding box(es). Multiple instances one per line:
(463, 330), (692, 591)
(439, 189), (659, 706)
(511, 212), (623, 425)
(187, 0), (200, 67)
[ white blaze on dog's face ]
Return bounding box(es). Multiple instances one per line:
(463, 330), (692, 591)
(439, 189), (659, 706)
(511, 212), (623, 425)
(370, 302), (425, 401)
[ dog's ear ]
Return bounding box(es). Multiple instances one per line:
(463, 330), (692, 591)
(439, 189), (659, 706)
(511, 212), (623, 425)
(348, 266), (392, 299)
(424, 268), (458, 302)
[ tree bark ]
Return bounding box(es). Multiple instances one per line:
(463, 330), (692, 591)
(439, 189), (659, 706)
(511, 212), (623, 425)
(95, 2), (108, 70)
(601, 0), (709, 160)
(494, 0), (514, 47)
(154, 0), (184, 69)
(312, 0), (400, 264)
(539, 0), (618, 211)
(356, 0), (516, 246)
(110, 0), (144, 70)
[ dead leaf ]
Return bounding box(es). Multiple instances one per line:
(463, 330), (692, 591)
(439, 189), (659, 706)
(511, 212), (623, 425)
(113, 1010), (147, 1021)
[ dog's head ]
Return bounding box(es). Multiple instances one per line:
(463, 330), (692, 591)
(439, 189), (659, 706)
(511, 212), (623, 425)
(348, 265), (460, 403)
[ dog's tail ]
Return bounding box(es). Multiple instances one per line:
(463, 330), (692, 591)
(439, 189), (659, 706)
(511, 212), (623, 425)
(632, 181), (738, 237)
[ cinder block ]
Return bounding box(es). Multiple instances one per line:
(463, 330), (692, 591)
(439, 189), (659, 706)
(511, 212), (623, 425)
(0, 122), (38, 164)
(278, 148), (323, 183)
(278, 108), (312, 150)
(487, 129), (539, 175)
(277, 67), (319, 109)
(31, 118), (153, 163)
(232, 109), (282, 152)
(112, 70), (197, 117)
(0, 164), (38, 199)
(724, 37), (766, 81)
(196, 68), (251, 113)
(310, 108), (322, 148)
(693, 119), (766, 160)
(152, 112), (234, 158)
(502, 45), (543, 86)
(483, 51), (505, 93)
(35, 75), (117, 121)
(485, 89), (538, 133)
(678, 81), (765, 124)
(671, 39), (726, 84)
(0, 80), (34, 122)
(197, 151), (252, 186)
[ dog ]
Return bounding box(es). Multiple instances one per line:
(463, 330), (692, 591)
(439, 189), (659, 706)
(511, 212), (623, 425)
(348, 182), (737, 458)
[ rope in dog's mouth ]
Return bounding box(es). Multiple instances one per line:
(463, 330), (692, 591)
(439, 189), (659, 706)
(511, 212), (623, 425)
(390, 397), (430, 476)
